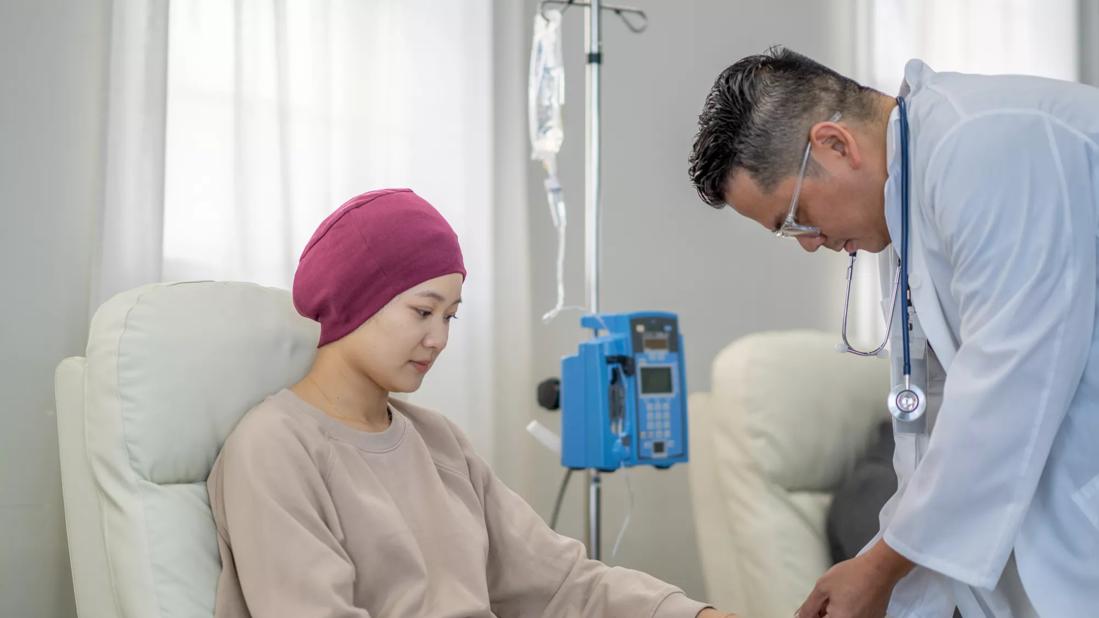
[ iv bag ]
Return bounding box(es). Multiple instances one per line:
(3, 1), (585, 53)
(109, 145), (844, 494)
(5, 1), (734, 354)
(529, 8), (576, 322)
(529, 9), (564, 163)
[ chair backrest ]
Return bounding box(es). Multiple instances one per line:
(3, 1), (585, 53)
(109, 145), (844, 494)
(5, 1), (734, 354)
(54, 281), (319, 618)
(688, 329), (890, 618)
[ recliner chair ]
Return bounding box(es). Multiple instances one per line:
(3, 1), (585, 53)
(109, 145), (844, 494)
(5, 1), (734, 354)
(688, 329), (891, 618)
(54, 281), (318, 618)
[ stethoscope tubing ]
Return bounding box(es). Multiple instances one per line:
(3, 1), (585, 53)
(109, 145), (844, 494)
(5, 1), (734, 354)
(898, 96), (913, 380)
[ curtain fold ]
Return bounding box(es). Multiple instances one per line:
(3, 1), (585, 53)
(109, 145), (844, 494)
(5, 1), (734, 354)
(91, 0), (169, 311)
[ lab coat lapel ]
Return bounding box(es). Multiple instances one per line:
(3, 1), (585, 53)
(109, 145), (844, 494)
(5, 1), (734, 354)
(907, 227), (956, 371)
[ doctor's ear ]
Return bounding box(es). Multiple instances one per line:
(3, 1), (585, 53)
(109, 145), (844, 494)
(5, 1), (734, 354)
(811, 122), (862, 168)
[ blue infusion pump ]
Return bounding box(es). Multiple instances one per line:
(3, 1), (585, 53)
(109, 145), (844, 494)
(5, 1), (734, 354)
(560, 312), (689, 471)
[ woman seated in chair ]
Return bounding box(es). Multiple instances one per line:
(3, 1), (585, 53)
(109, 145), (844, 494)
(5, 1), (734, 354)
(207, 189), (735, 618)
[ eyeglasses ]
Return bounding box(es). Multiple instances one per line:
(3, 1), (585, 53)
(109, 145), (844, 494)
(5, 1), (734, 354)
(774, 112), (842, 239)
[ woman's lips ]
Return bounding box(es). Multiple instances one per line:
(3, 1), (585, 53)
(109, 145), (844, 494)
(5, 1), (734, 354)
(410, 360), (431, 373)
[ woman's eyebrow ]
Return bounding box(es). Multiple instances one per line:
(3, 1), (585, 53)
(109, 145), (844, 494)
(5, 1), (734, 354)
(415, 291), (462, 305)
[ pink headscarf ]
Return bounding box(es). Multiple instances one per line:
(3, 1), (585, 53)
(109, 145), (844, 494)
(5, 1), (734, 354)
(293, 188), (466, 347)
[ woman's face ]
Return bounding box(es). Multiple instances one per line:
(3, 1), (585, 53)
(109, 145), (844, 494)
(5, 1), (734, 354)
(336, 273), (463, 393)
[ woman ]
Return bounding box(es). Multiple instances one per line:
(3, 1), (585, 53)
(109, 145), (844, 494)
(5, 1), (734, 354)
(207, 188), (736, 617)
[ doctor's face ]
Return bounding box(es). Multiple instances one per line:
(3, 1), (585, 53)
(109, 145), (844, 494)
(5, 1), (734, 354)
(723, 120), (892, 254)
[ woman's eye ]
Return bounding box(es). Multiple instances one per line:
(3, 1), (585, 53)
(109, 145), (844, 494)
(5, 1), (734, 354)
(415, 309), (431, 318)
(445, 314), (459, 322)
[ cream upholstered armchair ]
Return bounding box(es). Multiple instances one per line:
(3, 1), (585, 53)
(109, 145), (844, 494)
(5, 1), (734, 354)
(54, 281), (318, 617)
(688, 330), (891, 618)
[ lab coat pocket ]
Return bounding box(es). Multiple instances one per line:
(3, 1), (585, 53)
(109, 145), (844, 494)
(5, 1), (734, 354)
(1071, 473), (1099, 532)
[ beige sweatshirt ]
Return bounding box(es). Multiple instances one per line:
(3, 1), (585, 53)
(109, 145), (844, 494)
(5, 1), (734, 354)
(207, 389), (709, 618)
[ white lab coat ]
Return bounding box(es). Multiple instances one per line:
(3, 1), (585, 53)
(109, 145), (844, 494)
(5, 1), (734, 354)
(873, 60), (1099, 617)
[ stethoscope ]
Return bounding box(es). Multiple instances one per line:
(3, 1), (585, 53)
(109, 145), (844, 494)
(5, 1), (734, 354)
(837, 96), (926, 422)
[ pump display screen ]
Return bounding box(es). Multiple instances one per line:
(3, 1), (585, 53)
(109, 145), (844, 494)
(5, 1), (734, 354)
(640, 366), (674, 394)
(643, 334), (669, 350)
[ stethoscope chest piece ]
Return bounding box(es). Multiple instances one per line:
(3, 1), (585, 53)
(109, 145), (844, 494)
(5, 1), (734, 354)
(888, 382), (926, 422)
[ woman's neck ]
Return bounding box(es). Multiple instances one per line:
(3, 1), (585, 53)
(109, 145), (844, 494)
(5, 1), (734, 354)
(292, 349), (391, 432)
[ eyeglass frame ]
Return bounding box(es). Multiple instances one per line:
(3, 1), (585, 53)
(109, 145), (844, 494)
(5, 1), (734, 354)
(774, 112), (843, 239)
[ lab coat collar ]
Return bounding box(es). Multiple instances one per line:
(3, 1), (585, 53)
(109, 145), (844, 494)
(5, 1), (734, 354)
(884, 106), (902, 249)
(880, 59), (958, 371)
(899, 58), (936, 98)
(883, 59), (937, 263)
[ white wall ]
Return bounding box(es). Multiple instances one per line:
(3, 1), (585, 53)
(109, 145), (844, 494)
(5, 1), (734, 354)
(490, 0), (537, 494)
(0, 1), (109, 616)
(1083, 0), (1099, 86)
(508, 0), (858, 602)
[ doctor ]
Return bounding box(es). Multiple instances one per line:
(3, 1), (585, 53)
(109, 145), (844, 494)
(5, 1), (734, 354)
(688, 47), (1099, 617)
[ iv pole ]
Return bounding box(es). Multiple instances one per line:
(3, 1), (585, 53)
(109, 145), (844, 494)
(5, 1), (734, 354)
(583, 0), (652, 561)
(540, 0), (648, 561)
(583, 0), (602, 559)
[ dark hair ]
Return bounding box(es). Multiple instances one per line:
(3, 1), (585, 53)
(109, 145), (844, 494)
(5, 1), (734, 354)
(688, 46), (879, 208)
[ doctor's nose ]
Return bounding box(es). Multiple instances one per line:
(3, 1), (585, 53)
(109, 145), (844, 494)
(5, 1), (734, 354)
(797, 235), (826, 252)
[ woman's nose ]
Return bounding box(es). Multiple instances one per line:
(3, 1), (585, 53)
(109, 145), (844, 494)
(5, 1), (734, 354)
(423, 320), (449, 351)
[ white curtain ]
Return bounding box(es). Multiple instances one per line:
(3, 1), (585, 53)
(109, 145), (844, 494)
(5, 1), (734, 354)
(101, 0), (498, 456)
(846, 0), (1079, 347)
(856, 0), (1079, 94)
(91, 0), (170, 310)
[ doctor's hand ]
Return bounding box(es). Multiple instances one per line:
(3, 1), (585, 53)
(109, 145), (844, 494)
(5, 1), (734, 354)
(795, 539), (913, 618)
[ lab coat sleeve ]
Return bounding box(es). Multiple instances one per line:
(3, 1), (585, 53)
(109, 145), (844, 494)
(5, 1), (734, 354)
(882, 113), (1097, 589)
(208, 422), (371, 618)
(443, 419), (711, 618)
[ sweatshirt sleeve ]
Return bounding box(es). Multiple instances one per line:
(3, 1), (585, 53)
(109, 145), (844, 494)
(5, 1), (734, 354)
(208, 415), (372, 617)
(443, 420), (711, 618)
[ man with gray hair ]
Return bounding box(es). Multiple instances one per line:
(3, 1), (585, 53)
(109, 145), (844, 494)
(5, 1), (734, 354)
(689, 47), (1099, 618)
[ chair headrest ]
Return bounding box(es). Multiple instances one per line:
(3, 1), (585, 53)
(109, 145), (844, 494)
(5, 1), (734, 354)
(85, 281), (319, 485)
(708, 330), (891, 492)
